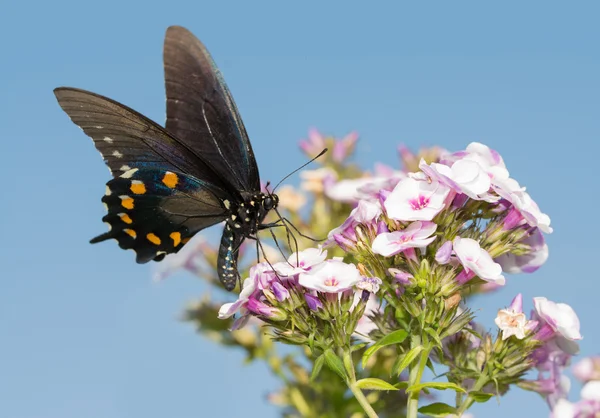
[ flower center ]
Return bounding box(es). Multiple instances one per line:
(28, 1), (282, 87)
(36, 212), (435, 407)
(324, 277), (339, 287)
(409, 195), (430, 210)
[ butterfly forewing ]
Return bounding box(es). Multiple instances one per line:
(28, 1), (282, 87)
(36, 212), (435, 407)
(163, 26), (260, 194)
(54, 88), (237, 194)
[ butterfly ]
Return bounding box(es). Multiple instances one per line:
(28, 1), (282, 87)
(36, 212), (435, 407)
(54, 26), (280, 291)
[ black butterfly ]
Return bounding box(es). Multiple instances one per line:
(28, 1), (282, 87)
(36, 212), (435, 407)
(54, 26), (279, 291)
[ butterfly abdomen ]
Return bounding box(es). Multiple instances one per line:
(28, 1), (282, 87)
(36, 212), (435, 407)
(218, 225), (244, 291)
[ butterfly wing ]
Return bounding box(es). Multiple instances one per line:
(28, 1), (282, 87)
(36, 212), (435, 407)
(163, 25), (260, 193)
(54, 87), (230, 262)
(54, 87), (239, 195)
(95, 167), (227, 262)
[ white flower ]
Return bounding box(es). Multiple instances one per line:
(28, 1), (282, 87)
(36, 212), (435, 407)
(218, 277), (256, 319)
(298, 260), (362, 293)
(581, 381), (600, 401)
(420, 158), (494, 201)
(274, 247), (327, 276)
(495, 309), (529, 340)
(534, 297), (582, 340)
(372, 221), (437, 257)
(384, 177), (451, 221)
(453, 237), (506, 285)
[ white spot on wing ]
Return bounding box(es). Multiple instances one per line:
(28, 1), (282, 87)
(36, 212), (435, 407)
(120, 168), (138, 179)
(112, 150), (123, 158)
(223, 199), (231, 209)
(105, 185), (112, 196)
(102, 136), (114, 143)
(120, 165), (132, 172)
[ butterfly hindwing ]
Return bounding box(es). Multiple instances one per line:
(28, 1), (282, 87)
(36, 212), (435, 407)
(163, 26), (260, 194)
(94, 167), (227, 263)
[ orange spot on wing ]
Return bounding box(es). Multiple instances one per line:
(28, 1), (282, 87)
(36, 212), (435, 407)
(170, 232), (181, 247)
(121, 197), (134, 210)
(130, 181), (146, 195)
(162, 172), (179, 188)
(119, 213), (133, 224)
(146, 233), (161, 245)
(124, 229), (137, 238)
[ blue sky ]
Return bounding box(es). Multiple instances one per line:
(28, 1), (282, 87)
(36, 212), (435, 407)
(2, 1), (599, 417)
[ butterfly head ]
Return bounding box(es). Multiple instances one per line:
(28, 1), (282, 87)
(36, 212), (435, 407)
(262, 193), (279, 211)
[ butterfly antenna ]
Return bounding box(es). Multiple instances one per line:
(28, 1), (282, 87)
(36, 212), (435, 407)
(272, 148), (328, 192)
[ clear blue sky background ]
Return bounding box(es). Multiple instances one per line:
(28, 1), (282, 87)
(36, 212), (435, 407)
(2, 2), (598, 417)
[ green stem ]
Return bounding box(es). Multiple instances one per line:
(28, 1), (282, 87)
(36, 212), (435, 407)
(456, 372), (489, 416)
(406, 337), (432, 418)
(348, 381), (379, 418)
(343, 349), (379, 418)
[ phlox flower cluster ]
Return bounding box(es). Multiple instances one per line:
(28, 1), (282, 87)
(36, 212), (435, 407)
(217, 247), (380, 346)
(160, 130), (584, 418)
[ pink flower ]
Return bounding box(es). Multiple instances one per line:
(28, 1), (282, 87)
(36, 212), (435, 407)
(218, 277), (256, 318)
(511, 190), (553, 233)
(420, 158), (495, 201)
(435, 241), (453, 264)
(496, 229), (549, 274)
(326, 200), (382, 250)
(247, 298), (286, 320)
(332, 131), (359, 162)
(384, 177), (452, 222)
(326, 177), (378, 202)
(305, 293), (323, 311)
(372, 221), (437, 257)
(453, 236), (506, 285)
(573, 357), (600, 383)
(299, 260), (362, 293)
(442, 142), (509, 183)
(494, 180), (552, 234)
(274, 247), (327, 277)
(300, 167), (338, 194)
(388, 268), (414, 286)
(299, 128), (326, 157)
(534, 297), (582, 341)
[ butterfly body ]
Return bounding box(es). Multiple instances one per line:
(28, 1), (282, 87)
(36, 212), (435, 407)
(54, 26), (280, 291)
(218, 192), (279, 289)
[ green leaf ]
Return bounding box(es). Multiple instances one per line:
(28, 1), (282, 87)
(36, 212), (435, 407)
(324, 349), (347, 380)
(394, 381), (409, 389)
(310, 354), (325, 382)
(418, 402), (458, 417)
(361, 329), (409, 367)
(469, 391), (493, 402)
(354, 378), (399, 391)
(394, 345), (424, 376)
(424, 327), (443, 347)
(407, 382), (466, 394)
(351, 342), (369, 352)
(426, 358), (436, 375)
